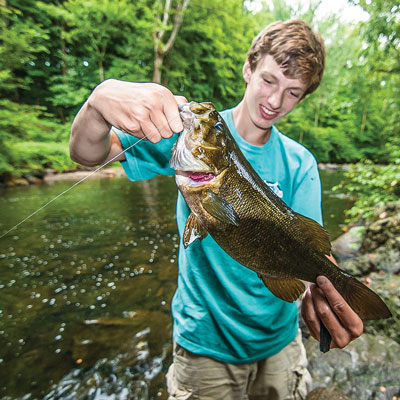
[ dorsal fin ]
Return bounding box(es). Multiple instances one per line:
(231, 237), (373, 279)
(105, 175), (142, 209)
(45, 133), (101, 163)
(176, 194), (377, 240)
(296, 214), (331, 254)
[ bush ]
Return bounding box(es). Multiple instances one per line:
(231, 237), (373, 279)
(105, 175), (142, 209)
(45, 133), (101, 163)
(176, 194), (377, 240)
(5, 141), (77, 178)
(0, 100), (73, 180)
(333, 159), (400, 222)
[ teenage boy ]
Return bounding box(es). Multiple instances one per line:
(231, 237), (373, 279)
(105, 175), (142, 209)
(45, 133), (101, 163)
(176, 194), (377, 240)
(70, 19), (363, 400)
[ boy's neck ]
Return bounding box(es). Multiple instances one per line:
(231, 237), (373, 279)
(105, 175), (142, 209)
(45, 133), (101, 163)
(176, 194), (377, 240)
(232, 102), (272, 147)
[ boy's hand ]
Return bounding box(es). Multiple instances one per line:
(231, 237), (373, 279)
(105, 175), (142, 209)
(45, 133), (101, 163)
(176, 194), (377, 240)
(301, 276), (363, 349)
(90, 79), (187, 143)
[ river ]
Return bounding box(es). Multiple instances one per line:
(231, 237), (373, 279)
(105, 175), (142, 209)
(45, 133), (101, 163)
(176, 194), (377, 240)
(0, 168), (349, 399)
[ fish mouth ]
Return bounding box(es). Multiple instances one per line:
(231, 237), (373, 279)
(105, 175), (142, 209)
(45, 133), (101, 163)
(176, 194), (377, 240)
(169, 133), (212, 173)
(170, 102), (212, 173)
(176, 170), (216, 186)
(170, 101), (227, 182)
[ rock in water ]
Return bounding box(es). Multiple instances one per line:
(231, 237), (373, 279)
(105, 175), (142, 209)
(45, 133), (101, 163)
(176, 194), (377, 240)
(305, 333), (400, 399)
(306, 387), (354, 400)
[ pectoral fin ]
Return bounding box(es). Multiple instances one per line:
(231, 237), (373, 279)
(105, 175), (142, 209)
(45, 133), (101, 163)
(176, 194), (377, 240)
(258, 274), (305, 302)
(201, 188), (240, 226)
(183, 213), (208, 248)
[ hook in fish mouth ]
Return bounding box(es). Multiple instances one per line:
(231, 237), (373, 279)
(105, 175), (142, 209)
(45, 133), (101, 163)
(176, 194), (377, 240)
(172, 101), (227, 185)
(178, 103), (197, 132)
(171, 104), (211, 173)
(169, 132), (211, 172)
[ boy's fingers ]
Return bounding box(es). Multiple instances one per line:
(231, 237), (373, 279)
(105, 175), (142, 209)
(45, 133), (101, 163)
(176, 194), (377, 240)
(316, 276), (363, 339)
(162, 95), (187, 134)
(301, 286), (321, 341)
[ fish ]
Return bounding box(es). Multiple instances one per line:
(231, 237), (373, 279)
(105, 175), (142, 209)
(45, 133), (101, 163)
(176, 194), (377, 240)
(169, 101), (392, 323)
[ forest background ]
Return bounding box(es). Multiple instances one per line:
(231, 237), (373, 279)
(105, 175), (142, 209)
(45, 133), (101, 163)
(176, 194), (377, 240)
(0, 0), (399, 220)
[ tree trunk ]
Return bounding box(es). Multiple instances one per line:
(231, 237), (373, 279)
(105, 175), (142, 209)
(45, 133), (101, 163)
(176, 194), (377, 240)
(152, 0), (190, 83)
(99, 57), (104, 82)
(58, 107), (66, 124)
(153, 51), (164, 84)
(314, 102), (320, 128)
(360, 98), (369, 136)
(1, 0), (8, 28)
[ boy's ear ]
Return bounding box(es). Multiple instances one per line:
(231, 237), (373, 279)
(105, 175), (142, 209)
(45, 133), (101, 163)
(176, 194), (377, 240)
(242, 59), (252, 84)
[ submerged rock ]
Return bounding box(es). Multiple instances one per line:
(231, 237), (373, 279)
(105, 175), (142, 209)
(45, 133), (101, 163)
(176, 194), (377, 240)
(305, 333), (400, 399)
(332, 226), (365, 262)
(362, 273), (400, 346)
(72, 310), (171, 368)
(306, 387), (354, 400)
(332, 201), (400, 275)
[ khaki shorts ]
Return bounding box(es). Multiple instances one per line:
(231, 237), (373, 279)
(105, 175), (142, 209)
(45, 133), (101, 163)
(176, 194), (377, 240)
(165, 329), (312, 400)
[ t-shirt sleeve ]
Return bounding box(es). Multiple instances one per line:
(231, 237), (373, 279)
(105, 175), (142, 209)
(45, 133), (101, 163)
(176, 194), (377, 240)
(114, 128), (177, 181)
(291, 159), (323, 226)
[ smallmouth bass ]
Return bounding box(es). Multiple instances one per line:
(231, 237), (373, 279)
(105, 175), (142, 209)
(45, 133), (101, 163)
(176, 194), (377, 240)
(169, 101), (391, 323)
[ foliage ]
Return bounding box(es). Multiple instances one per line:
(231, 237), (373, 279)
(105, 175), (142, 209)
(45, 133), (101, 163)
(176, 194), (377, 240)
(7, 141), (76, 177)
(333, 155), (400, 222)
(166, 0), (260, 109)
(326, 0), (400, 221)
(0, 99), (71, 179)
(0, 0), (399, 184)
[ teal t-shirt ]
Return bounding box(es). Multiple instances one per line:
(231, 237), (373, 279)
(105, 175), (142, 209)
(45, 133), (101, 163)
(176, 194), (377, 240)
(115, 108), (323, 364)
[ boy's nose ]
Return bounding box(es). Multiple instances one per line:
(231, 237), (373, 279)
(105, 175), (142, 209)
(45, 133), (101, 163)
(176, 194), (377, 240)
(268, 90), (283, 109)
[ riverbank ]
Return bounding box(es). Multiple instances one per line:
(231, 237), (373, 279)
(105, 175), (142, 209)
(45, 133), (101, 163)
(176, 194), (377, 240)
(2, 163), (349, 188)
(305, 200), (400, 399)
(2, 166), (127, 187)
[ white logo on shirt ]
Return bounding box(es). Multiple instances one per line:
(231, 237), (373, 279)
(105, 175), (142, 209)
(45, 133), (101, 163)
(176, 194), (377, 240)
(265, 181), (283, 198)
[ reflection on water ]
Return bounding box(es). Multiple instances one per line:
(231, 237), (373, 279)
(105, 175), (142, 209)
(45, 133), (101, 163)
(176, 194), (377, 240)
(0, 169), (349, 399)
(320, 168), (352, 240)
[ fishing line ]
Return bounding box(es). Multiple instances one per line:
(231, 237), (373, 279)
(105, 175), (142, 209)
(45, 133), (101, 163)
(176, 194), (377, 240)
(0, 136), (147, 240)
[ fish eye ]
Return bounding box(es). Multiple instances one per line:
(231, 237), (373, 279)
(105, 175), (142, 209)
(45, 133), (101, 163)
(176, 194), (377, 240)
(214, 122), (224, 131)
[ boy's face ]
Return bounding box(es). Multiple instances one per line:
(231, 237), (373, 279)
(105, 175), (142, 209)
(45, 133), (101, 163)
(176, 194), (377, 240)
(242, 54), (307, 131)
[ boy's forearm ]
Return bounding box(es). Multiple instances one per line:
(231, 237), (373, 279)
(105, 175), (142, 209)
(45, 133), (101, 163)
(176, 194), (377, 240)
(69, 79), (187, 167)
(69, 99), (112, 167)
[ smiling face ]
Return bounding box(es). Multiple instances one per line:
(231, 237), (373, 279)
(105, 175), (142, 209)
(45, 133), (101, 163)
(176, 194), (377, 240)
(241, 54), (308, 132)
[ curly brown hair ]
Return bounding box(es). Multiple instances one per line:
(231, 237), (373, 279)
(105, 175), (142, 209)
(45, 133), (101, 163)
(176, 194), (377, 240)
(247, 20), (326, 98)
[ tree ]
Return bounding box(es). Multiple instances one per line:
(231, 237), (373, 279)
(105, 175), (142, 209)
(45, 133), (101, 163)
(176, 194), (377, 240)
(1, 0), (399, 180)
(164, 0), (260, 109)
(0, 1), (70, 180)
(350, 0), (400, 150)
(153, 0), (190, 83)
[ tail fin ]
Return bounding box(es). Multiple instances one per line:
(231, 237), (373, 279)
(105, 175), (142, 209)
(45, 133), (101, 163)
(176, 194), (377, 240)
(342, 277), (392, 320)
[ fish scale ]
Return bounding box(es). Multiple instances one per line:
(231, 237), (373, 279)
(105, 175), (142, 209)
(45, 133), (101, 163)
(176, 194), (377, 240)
(213, 168), (312, 280)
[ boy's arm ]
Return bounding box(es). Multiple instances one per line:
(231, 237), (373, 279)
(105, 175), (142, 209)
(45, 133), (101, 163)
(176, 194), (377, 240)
(69, 79), (187, 167)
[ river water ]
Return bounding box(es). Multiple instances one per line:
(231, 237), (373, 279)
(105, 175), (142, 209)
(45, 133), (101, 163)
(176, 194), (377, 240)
(0, 168), (349, 400)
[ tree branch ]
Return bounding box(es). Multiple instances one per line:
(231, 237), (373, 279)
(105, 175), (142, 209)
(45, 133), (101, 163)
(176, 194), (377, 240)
(157, 0), (171, 42)
(163, 0), (189, 54)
